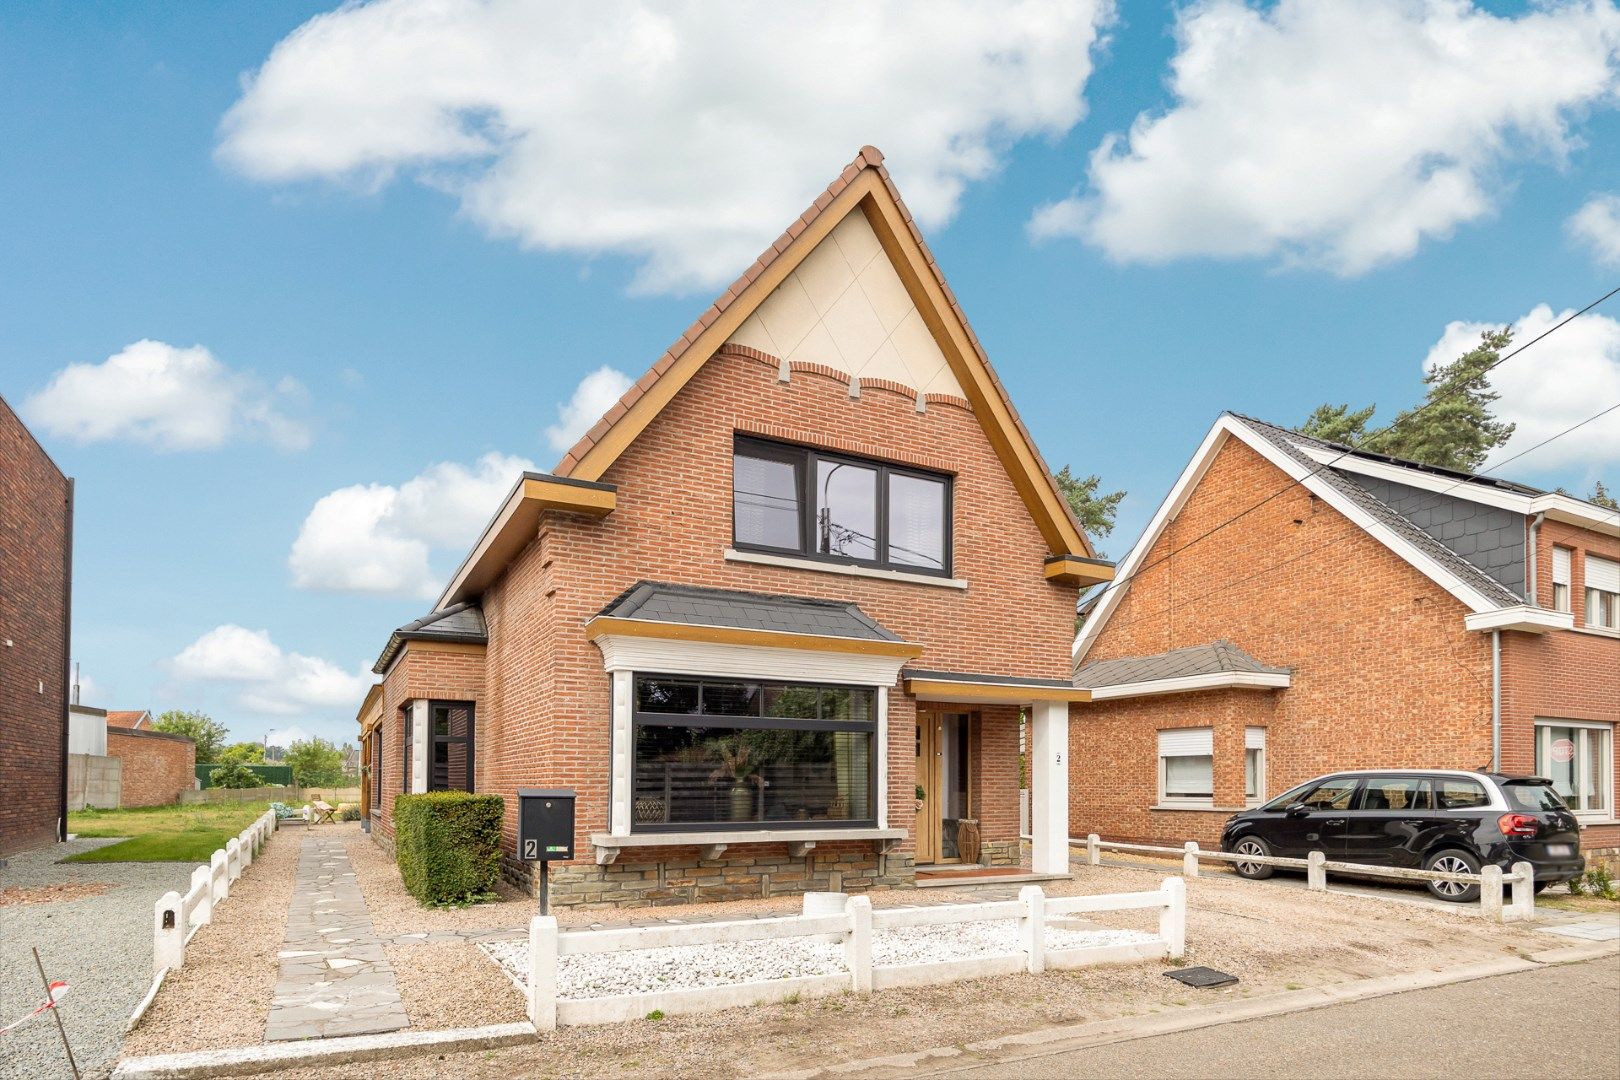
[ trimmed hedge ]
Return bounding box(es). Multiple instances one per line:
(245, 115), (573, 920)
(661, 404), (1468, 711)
(395, 791), (504, 906)
(197, 763), (294, 787)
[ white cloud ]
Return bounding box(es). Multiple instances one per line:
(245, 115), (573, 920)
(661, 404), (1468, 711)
(170, 625), (374, 717)
(264, 725), (315, 749)
(217, 0), (1113, 293)
(1568, 192), (1620, 266)
(1032, 0), (1620, 274)
(289, 451), (535, 599)
(544, 366), (633, 453)
(22, 339), (310, 451)
(1423, 305), (1620, 475)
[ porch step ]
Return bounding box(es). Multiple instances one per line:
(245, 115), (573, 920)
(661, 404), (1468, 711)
(914, 869), (1073, 889)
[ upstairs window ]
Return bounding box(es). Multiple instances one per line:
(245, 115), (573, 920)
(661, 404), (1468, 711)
(733, 437), (951, 575)
(1584, 555), (1619, 630)
(1551, 547), (1571, 613)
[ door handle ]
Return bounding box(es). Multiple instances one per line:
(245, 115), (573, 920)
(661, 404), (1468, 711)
(1323, 818), (1346, 826)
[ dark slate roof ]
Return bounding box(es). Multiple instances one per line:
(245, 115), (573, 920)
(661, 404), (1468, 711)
(1075, 640), (1290, 688)
(597, 582), (903, 642)
(903, 668), (1077, 689)
(372, 602), (487, 674)
(1228, 414), (1522, 608)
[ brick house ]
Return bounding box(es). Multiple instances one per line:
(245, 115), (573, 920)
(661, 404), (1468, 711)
(1070, 413), (1620, 859)
(0, 395), (73, 858)
(358, 147), (1112, 907)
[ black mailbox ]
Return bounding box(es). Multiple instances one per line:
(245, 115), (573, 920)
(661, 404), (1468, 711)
(518, 788), (576, 862)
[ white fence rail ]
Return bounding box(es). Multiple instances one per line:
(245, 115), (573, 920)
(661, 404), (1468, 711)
(152, 810), (278, 976)
(1081, 834), (1535, 923)
(525, 880), (1186, 1030)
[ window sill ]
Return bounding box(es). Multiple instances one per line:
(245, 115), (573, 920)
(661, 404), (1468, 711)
(1150, 804), (1244, 813)
(1569, 625), (1620, 639)
(724, 548), (967, 589)
(590, 826), (906, 865)
(1576, 818), (1619, 829)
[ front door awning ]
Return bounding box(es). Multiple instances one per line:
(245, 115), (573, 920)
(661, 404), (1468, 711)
(903, 668), (1090, 704)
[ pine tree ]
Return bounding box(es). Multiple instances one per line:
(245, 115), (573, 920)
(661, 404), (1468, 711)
(1053, 466), (1125, 556)
(1589, 481), (1618, 511)
(1298, 403), (1376, 446)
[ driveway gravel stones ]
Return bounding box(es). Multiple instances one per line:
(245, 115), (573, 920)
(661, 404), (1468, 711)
(0, 839), (189, 1079)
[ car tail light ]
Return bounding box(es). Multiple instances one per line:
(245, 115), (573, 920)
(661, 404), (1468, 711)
(1498, 813), (1539, 838)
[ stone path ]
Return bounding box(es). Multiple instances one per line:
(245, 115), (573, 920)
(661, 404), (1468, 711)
(266, 833), (408, 1041)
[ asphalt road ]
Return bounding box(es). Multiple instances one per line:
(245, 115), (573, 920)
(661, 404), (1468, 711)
(918, 957), (1620, 1080)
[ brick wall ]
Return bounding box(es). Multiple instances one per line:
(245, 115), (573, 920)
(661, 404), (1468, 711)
(1072, 436), (1496, 846)
(0, 397), (71, 857)
(106, 728), (196, 807)
(373, 641), (487, 841)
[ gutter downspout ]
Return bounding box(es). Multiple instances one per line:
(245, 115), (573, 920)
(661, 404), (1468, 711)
(1527, 512), (1545, 606)
(1490, 629), (1501, 773)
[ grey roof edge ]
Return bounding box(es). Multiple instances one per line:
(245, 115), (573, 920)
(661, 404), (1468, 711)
(372, 603), (488, 674)
(1075, 640), (1292, 688)
(595, 580), (905, 643)
(902, 668), (1078, 690)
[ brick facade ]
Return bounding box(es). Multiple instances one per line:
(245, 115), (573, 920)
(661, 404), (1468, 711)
(0, 397), (72, 857)
(1072, 434), (1620, 856)
(106, 727), (196, 807)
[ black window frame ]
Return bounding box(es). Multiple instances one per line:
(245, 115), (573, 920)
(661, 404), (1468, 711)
(630, 673), (879, 833)
(427, 700), (476, 793)
(732, 435), (953, 576)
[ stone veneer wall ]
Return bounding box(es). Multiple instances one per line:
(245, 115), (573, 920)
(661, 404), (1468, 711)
(978, 839), (1019, 867)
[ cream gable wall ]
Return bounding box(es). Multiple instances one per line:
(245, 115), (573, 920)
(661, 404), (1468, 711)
(726, 208), (966, 400)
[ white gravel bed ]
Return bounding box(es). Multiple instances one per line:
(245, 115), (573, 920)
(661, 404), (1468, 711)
(0, 838), (192, 1078)
(481, 916), (1157, 1000)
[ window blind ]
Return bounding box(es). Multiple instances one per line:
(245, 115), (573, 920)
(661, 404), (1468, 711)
(1158, 728), (1213, 756)
(1586, 555), (1620, 594)
(1552, 547), (1571, 585)
(1245, 727), (1266, 750)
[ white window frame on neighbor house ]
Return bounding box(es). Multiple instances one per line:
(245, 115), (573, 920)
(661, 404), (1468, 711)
(1245, 727), (1266, 807)
(1535, 719), (1614, 821)
(1583, 554), (1619, 632)
(1550, 546), (1572, 614)
(1158, 728), (1215, 808)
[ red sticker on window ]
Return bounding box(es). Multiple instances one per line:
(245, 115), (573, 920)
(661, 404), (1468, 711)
(1551, 738), (1576, 763)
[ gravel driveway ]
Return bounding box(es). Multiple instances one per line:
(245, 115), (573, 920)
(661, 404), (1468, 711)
(0, 839), (191, 1079)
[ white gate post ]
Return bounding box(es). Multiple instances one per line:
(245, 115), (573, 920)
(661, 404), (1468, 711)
(1159, 877), (1186, 960)
(190, 865), (212, 925)
(226, 837), (242, 882)
(1086, 833), (1100, 866)
(1307, 851), (1326, 891)
(1510, 862), (1536, 923)
(1019, 885), (1046, 974)
(846, 896), (874, 994)
(1183, 841), (1200, 878)
(1480, 864), (1504, 921)
(211, 849), (230, 903)
(153, 891), (185, 976)
(527, 916), (559, 1032)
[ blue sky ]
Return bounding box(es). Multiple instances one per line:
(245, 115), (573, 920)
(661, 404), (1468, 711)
(4, 1), (1618, 748)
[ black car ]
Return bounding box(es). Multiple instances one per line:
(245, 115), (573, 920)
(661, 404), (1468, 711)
(1219, 770), (1585, 901)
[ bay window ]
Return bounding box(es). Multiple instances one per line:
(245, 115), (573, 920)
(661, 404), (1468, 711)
(1536, 720), (1614, 818)
(1158, 728), (1214, 806)
(733, 436), (951, 575)
(631, 674), (875, 830)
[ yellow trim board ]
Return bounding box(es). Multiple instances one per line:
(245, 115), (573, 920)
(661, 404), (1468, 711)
(356, 682), (384, 732)
(1044, 556), (1116, 587)
(586, 616), (924, 659)
(438, 474), (617, 607)
(905, 677), (1091, 704)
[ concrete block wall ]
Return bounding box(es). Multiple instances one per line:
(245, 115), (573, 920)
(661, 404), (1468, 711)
(67, 753), (121, 810)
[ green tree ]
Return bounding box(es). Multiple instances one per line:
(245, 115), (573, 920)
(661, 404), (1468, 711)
(284, 737), (346, 787)
(1588, 481), (1618, 511)
(1300, 328), (1515, 472)
(209, 762), (265, 789)
(1053, 466), (1125, 556)
(151, 709), (228, 763)
(218, 741), (266, 767)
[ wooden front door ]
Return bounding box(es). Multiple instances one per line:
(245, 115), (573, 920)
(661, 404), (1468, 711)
(916, 710), (974, 865)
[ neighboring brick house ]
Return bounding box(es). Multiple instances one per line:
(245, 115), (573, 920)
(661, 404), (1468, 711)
(359, 147), (1112, 908)
(106, 726), (196, 808)
(106, 709), (153, 729)
(1070, 413), (1620, 858)
(0, 395), (73, 858)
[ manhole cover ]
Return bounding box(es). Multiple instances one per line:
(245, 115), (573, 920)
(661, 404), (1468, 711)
(1164, 966), (1238, 988)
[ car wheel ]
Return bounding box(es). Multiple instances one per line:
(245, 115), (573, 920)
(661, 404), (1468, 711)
(1533, 880), (1554, 894)
(1232, 836), (1274, 880)
(1423, 849), (1482, 902)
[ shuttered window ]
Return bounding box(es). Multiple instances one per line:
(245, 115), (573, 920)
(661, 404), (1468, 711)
(1585, 555), (1619, 630)
(1244, 727), (1266, 804)
(1158, 728), (1214, 805)
(1551, 547), (1572, 613)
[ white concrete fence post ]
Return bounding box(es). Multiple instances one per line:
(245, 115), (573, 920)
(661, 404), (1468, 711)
(189, 865), (212, 926)
(527, 915), (559, 1032)
(1087, 833), (1101, 867)
(1182, 841), (1200, 878)
(1159, 877), (1186, 960)
(1480, 864), (1504, 921)
(153, 891), (185, 976)
(1307, 851), (1327, 891)
(1019, 885), (1046, 975)
(226, 837), (242, 882)
(1510, 861), (1536, 923)
(239, 828), (254, 870)
(845, 896), (874, 994)
(210, 849), (230, 903)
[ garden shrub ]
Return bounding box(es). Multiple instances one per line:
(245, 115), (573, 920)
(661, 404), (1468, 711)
(210, 762), (266, 789)
(394, 791), (504, 906)
(336, 803), (361, 822)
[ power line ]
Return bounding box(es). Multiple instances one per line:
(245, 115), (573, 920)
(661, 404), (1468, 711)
(1081, 282), (1620, 615)
(1434, 401), (1620, 517)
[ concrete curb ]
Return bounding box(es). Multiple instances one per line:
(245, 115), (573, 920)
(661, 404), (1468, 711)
(768, 942), (1620, 1080)
(111, 1022), (536, 1078)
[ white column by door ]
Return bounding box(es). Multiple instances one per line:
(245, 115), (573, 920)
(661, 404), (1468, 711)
(1028, 700), (1070, 875)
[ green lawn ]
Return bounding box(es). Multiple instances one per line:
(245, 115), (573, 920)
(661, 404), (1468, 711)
(65, 801), (275, 863)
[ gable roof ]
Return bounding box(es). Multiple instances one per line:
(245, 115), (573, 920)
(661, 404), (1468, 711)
(372, 601), (488, 674)
(106, 710), (150, 729)
(595, 581), (903, 643)
(1075, 640), (1290, 688)
(1073, 412), (1572, 662)
(551, 145), (1092, 555)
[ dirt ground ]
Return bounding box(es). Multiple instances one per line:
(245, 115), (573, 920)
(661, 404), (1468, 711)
(276, 852), (1554, 1080)
(120, 820), (301, 1056)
